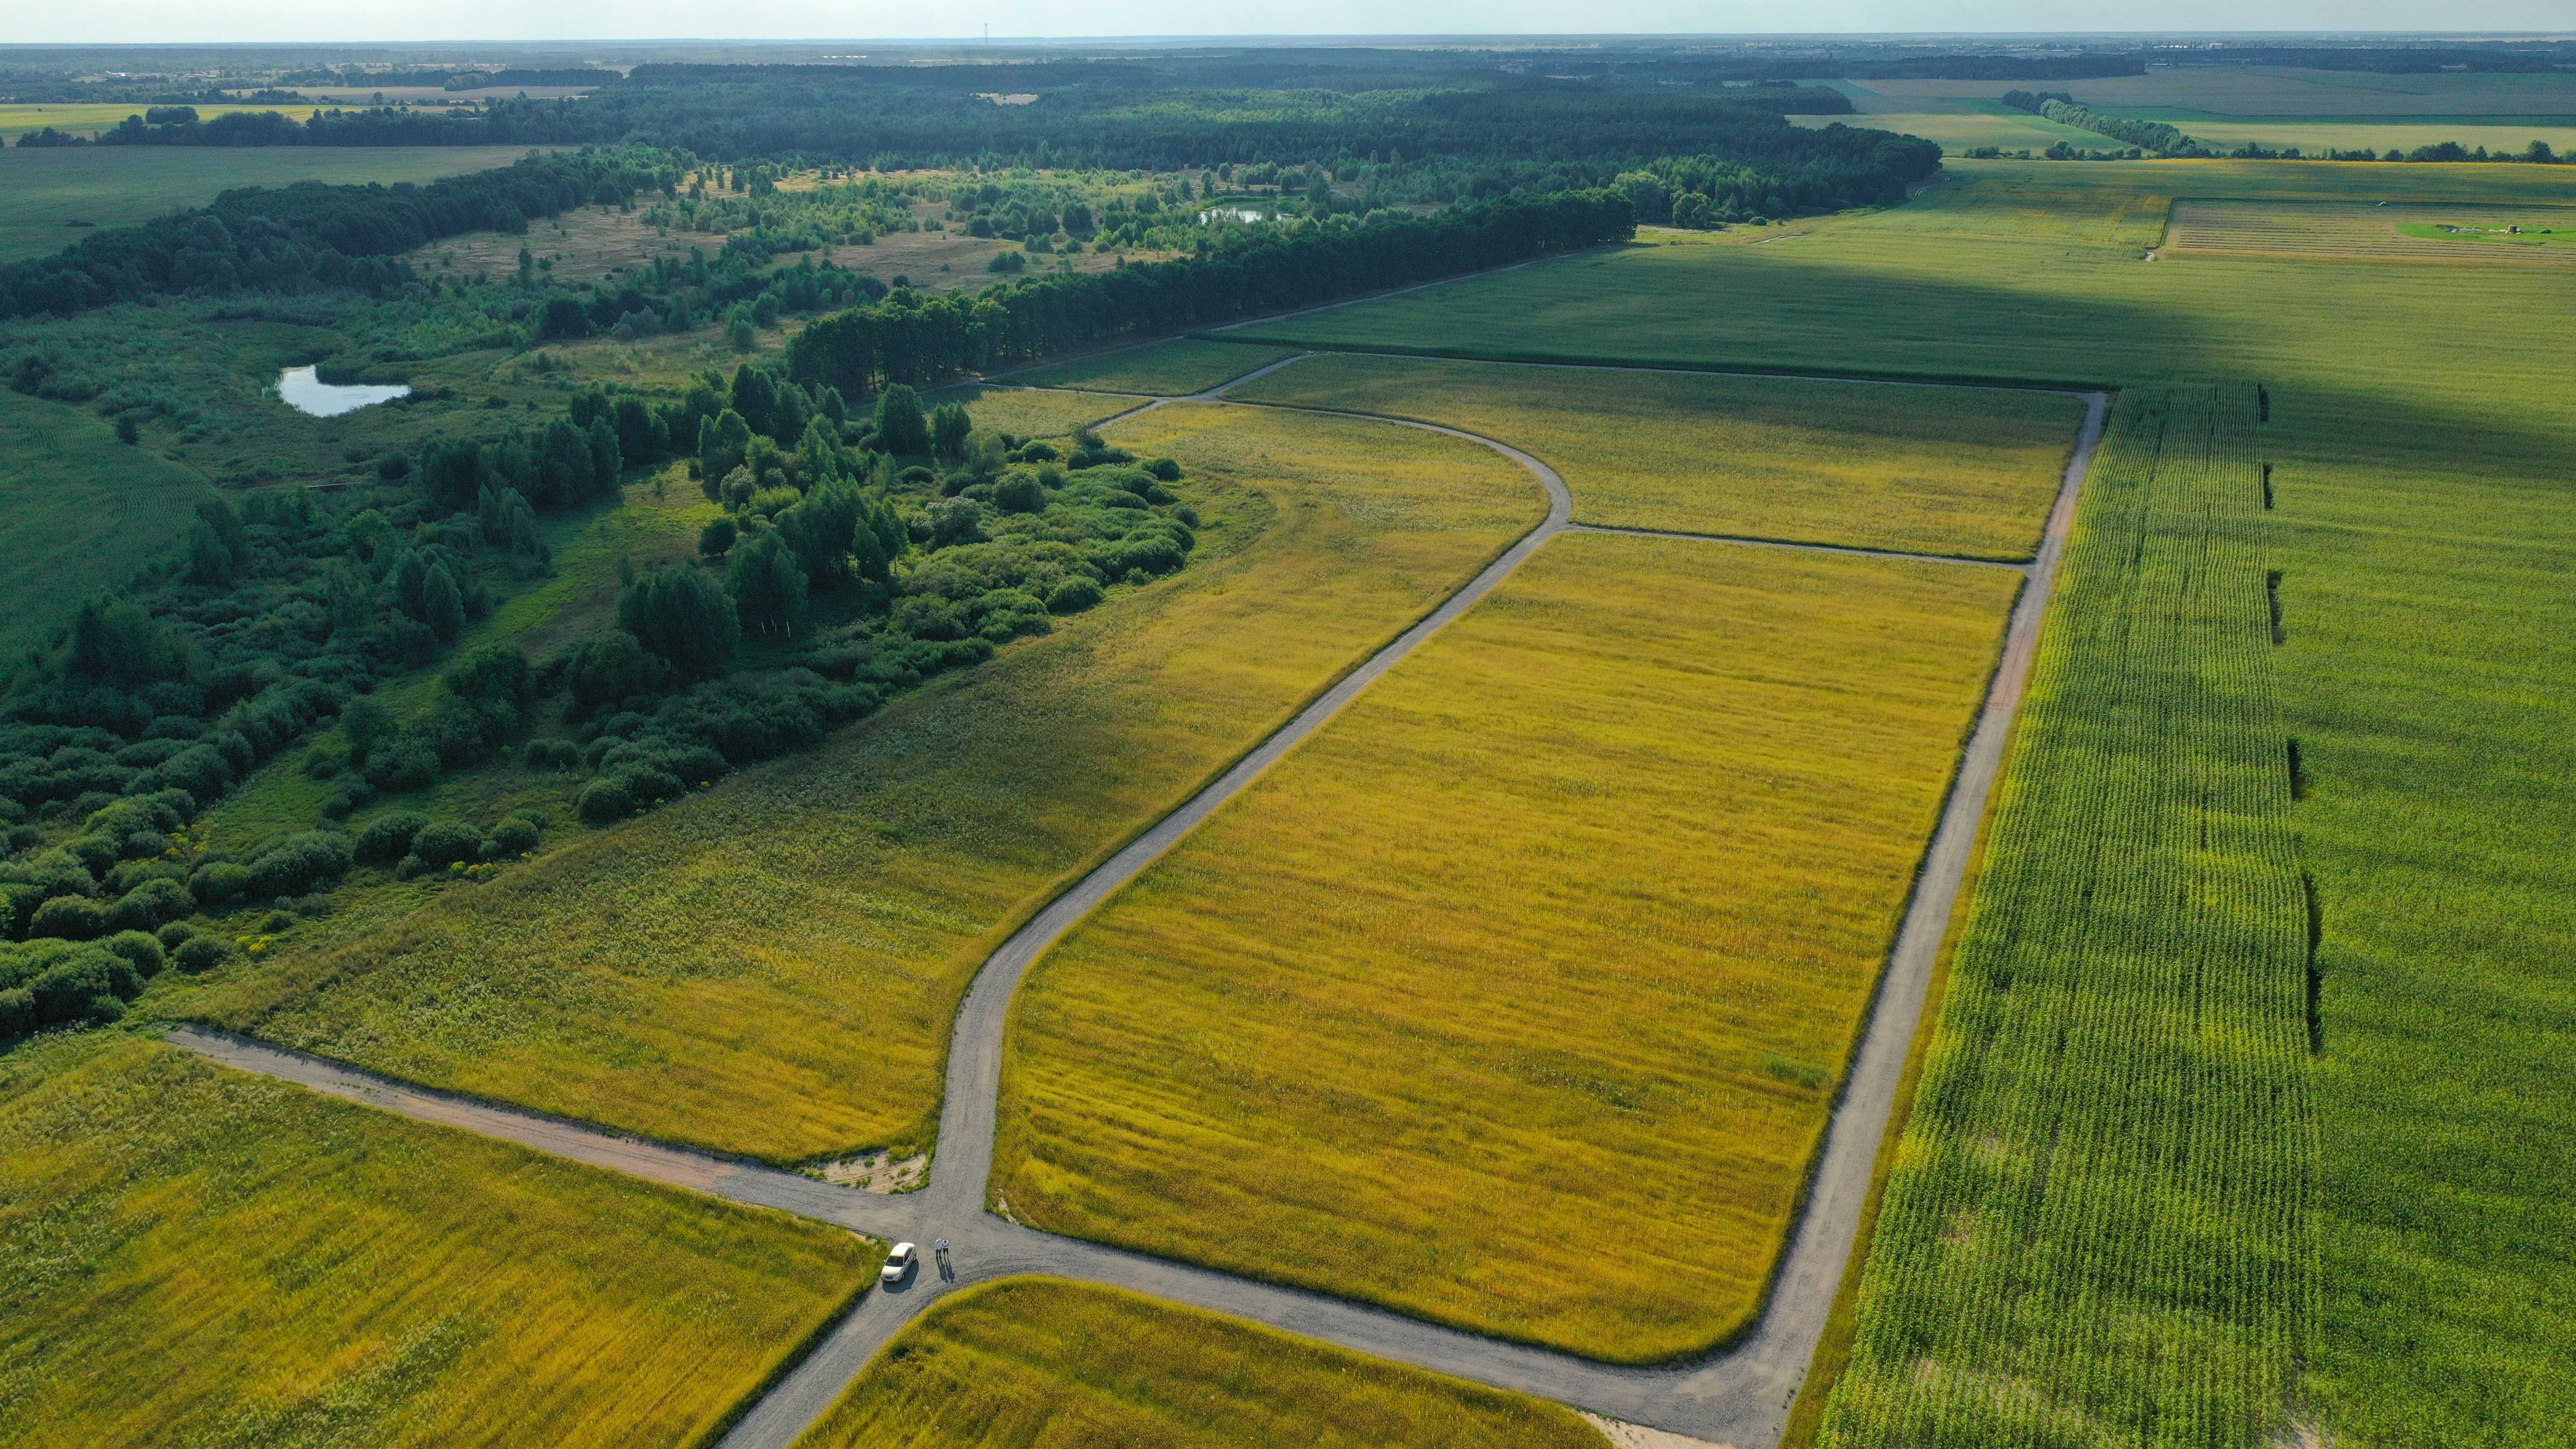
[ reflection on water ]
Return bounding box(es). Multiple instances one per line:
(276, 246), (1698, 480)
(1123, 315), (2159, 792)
(1197, 207), (1267, 225)
(277, 365), (411, 417)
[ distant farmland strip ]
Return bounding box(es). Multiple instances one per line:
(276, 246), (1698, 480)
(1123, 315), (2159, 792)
(1816, 385), (2316, 1447)
(2167, 198), (2576, 265)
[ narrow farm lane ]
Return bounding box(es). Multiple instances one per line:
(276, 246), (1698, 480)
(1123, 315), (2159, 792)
(168, 375), (2112, 1449)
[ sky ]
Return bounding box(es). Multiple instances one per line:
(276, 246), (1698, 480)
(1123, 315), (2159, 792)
(18, 2), (2575, 45)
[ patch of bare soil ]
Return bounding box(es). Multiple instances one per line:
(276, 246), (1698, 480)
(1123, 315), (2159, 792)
(1583, 1414), (1734, 1449)
(812, 1150), (929, 1194)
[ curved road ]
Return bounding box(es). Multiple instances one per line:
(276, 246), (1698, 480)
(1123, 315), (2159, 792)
(173, 357), (2112, 1449)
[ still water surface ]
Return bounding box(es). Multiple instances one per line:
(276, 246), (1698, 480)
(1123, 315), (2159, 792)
(277, 366), (410, 417)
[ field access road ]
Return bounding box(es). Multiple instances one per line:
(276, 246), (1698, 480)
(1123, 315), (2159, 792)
(172, 357), (2111, 1449)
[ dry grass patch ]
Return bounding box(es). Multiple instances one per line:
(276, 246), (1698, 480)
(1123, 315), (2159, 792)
(795, 1278), (1603, 1449)
(0, 1033), (873, 1449)
(197, 402), (1545, 1162)
(1232, 352), (2084, 561)
(996, 532), (2020, 1360)
(1011, 339), (1303, 396)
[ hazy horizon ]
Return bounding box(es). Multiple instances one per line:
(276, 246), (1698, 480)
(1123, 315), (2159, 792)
(14, 8), (2575, 48)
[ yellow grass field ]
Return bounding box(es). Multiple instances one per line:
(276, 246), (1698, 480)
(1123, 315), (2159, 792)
(995, 532), (2021, 1360)
(1231, 353), (2084, 560)
(0, 1033), (874, 1449)
(794, 1278), (1605, 1449)
(1010, 339), (1302, 395)
(196, 403), (1546, 1162)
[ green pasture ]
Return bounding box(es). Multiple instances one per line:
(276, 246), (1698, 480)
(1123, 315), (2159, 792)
(0, 389), (209, 661)
(0, 145), (544, 265)
(1006, 339), (1303, 395)
(1249, 157), (2576, 1448)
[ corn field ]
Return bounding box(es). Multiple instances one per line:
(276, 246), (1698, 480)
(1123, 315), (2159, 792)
(1818, 385), (2317, 1449)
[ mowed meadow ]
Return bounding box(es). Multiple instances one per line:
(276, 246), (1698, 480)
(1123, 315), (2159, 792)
(196, 403), (1548, 1161)
(1231, 352), (2085, 560)
(793, 1278), (1604, 1449)
(1237, 161), (2576, 1444)
(0, 1033), (873, 1449)
(998, 532), (2019, 1360)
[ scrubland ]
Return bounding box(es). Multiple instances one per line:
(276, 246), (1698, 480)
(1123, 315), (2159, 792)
(998, 531), (2018, 1360)
(0, 1032), (873, 1449)
(1234, 351), (2084, 559)
(196, 403), (1545, 1162)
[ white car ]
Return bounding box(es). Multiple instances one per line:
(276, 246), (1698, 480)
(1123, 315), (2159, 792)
(882, 1242), (918, 1285)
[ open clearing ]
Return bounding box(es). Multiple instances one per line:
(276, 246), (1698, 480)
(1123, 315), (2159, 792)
(1010, 339), (1302, 395)
(193, 402), (1546, 1162)
(919, 384), (1143, 439)
(0, 145), (547, 265)
(0, 390), (209, 660)
(2168, 198), (2576, 264)
(792, 1278), (1604, 1449)
(1232, 351), (2085, 560)
(1246, 159), (2576, 1446)
(0, 1033), (873, 1449)
(998, 531), (2019, 1361)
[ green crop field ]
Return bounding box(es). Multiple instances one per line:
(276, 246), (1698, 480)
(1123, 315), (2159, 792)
(0, 145), (545, 265)
(194, 402), (1546, 1162)
(1815, 385), (2313, 1446)
(1007, 338), (1302, 395)
(998, 532), (2017, 1360)
(793, 1278), (1604, 1449)
(0, 1032), (874, 1449)
(1248, 158), (2576, 1447)
(2169, 198), (2576, 263)
(1231, 351), (2084, 559)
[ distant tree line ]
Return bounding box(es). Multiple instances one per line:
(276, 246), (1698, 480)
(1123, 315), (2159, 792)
(0, 150), (668, 320)
(789, 188), (1634, 395)
(2002, 93), (2203, 156)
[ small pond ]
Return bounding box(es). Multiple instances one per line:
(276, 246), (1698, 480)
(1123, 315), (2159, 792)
(277, 365), (411, 417)
(1197, 207), (1268, 225)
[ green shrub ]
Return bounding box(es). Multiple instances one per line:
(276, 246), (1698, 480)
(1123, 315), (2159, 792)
(27, 895), (112, 942)
(487, 815), (542, 858)
(1045, 577), (1105, 614)
(173, 935), (229, 974)
(109, 877), (194, 932)
(188, 861), (251, 908)
(102, 930), (166, 978)
(246, 832), (353, 900)
(410, 821), (483, 870)
(354, 811), (430, 865)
